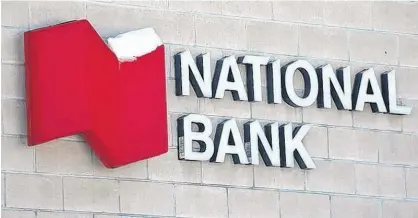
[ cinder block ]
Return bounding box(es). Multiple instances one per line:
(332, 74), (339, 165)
(87, 3), (144, 37)
(379, 133), (418, 166)
(2, 99), (26, 135)
(2, 136), (34, 172)
(399, 35), (418, 67)
(93, 215), (134, 218)
(93, 215), (128, 218)
(1, 173), (4, 207)
(328, 128), (381, 162)
(351, 57), (395, 72)
(93, 154), (147, 179)
(251, 87), (302, 122)
(63, 177), (119, 213)
(354, 164), (379, 196)
(202, 156), (253, 187)
(175, 185), (228, 218)
(377, 165), (406, 198)
(1, 1), (29, 28)
(195, 14), (246, 50)
(246, 21), (298, 55)
(120, 181), (174, 216)
(372, 1), (418, 34)
(396, 68), (418, 99)
(148, 149), (201, 183)
(324, 1), (372, 29)
(29, 1), (86, 29)
(304, 126), (328, 158)
(254, 164), (305, 190)
(6, 174), (62, 209)
(251, 102), (302, 123)
(1, 210), (36, 218)
(401, 100), (418, 133)
(302, 106), (353, 127)
(157, 10), (195, 45)
(169, 1), (222, 14)
(166, 79), (199, 113)
(1, 28), (24, 62)
(164, 44), (171, 78)
(352, 105), (402, 131)
(228, 188), (279, 218)
(331, 196), (380, 218)
(306, 160), (355, 194)
(299, 26), (348, 60)
(119, 0), (168, 9)
(169, 113), (181, 148)
(1, 64), (25, 99)
(382, 200), (418, 218)
(280, 192), (330, 218)
(94, 215), (136, 218)
(36, 140), (94, 175)
(87, 3), (161, 38)
(221, 1), (272, 19)
(199, 94), (251, 119)
(406, 168), (418, 198)
(349, 30), (398, 65)
(37, 211), (93, 218)
(272, 1), (324, 24)
(355, 164), (406, 197)
(166, 113), (172, 148)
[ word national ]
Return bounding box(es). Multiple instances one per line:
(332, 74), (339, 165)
(174, 50), (412, 170)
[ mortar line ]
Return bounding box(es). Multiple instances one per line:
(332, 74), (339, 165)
(226, 187), (230, 218)
(84, 0), (418, 37)
(4, 170), (418, 202)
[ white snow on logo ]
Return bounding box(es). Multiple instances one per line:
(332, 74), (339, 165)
(107, 28), (163, 62)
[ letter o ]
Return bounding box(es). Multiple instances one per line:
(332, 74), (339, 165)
(282, 60), (319, 107)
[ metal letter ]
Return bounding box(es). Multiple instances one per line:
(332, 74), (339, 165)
(244, 121), (280, 166)
(175, 50), (212, 98)
(213, 55), (248, 101)
(352, 69), (387, 113)
(280, 123), (316, 169)
(239, 55), (270, 102)
(381, 70), (412, 115)
(282, 60), (319, 107)
(267, 59), (282, 104)
(212, 119), (249, 164)
(317, 65), (352, 110)
(178, 114), (214, 161)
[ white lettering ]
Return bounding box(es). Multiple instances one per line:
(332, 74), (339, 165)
(353, 69), (387, 113)
(245, 121), (281, 166)
(267, 59), (282, 104)
(175, 51), (212, 98)
(282, 60), (319, 107)
(213, 55), (248, 101)
(239, 55), (270, 102)
(382, 70), (412, 115)
(317, 64), (352, 110)
(213, 119), (249, 164)
(178, 114), (214, 161)
(281, 123), (316, 169)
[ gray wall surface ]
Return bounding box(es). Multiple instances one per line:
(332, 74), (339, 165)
(2, 1), (418, 217)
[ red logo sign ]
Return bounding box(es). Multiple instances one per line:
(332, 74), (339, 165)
(24, 20), (168, 168)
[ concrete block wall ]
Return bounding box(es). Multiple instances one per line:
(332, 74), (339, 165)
(2, 1), (418, 217)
